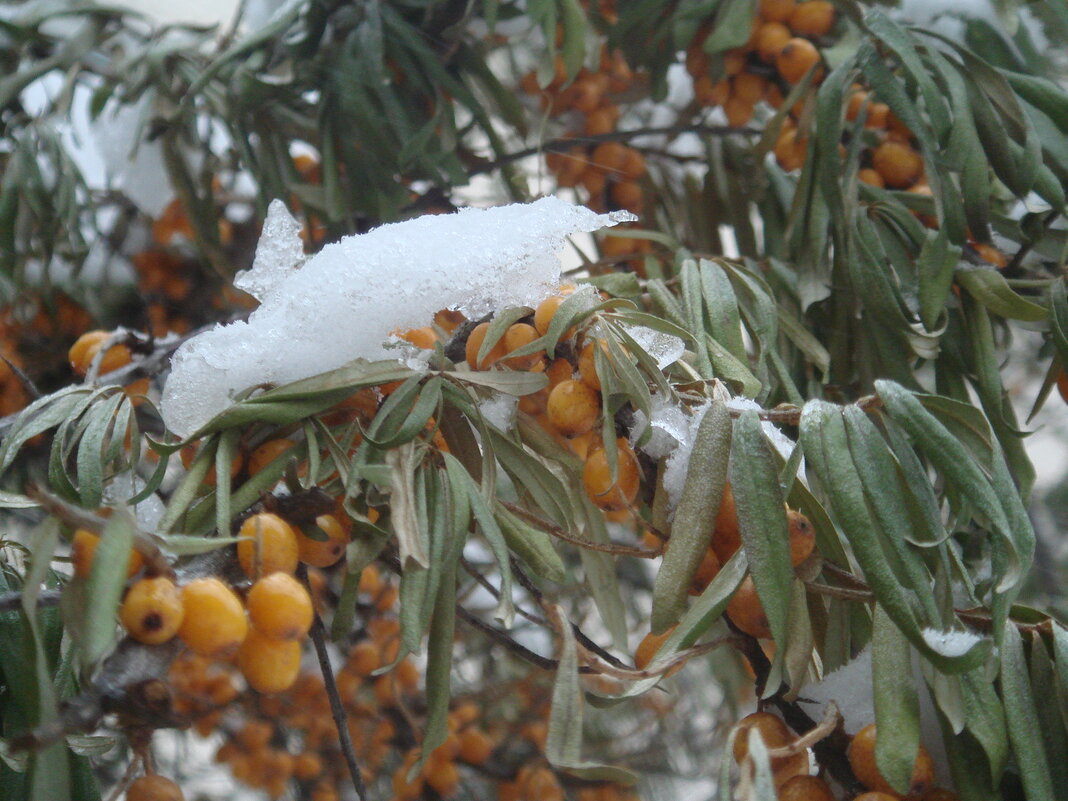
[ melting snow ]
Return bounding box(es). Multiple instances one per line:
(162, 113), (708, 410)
(921, 627), (983, 658)
(161, 198), (633, 437)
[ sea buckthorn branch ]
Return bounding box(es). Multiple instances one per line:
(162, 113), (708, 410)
(301, 565), (368, 801)
(500, 500), (659, 559)
(468, 123), (763, 177)
(27, 486), (172, 576)
(0, 588), (61, 612)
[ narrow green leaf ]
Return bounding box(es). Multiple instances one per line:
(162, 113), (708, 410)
(956, 268), (1049, 321)
(651, 401), (731, 632)
(730, 410), (792, 644)
(872, 605), (921, 795)
(999, 621), (1055, 801)
(81, 511), (135, 670)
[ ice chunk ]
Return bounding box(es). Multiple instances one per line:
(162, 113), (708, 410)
(621, 324), (685, 370)
(478, 393), (518, 432)
(799, 647), (874, 735)
(234, 199), (305, 302)
(630, 392), (689, 460)
(727, 396), (796, 461)
(661, 399), (713, 509)
(921, 627), (983, 658)
(161, 198), (634, 437)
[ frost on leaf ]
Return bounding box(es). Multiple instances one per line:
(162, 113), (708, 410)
(160, 197), (634, 437)
(921, 627), (983, 658)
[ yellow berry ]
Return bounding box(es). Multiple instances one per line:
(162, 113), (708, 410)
(582, 438), (641, 511)
(120, 577), (184, 645)
(296, 514), (348, 568)
(848, 723), (935, 797)
(546, 379), (601, 437)
(238, 513), (299, 578)
(179, 578), (248, 657)
(247, 573), (313, 640)
(72, 528), (144, 579)
(238, 628), (302, 694)
(126, 774), (184, 801)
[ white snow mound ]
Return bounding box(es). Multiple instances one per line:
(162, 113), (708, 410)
(160, 197), (634, 437)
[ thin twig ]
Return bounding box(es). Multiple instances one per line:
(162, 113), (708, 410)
(456, 605), (600, 674)
(460, 556), (545, 625)
(303, 568), (367, 801)
(803, 582), (875, 603)
(469, 123), (761, 176)
(501, 502), (659, 559)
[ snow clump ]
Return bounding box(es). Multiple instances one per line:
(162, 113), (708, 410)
(160, 197), (634, 437)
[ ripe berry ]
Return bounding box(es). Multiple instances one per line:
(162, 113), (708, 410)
(398, 326), (438, 349)
(583, 438), (641, 511)
(848, 723), (935, 797)
(726, 575), (772, 639)
(120, 577), (184, 645)
(710, 483), (741, 563)
(733, 712), (809, 786)
(502, 323), (543, 369)
(238, 628), (302, 694)
(68, 330), (131, 377)
(465, 322), (508, 370)
(546, 379), (601, 437)
(788, 509), (816, 565)
(778, 775), (835, 801)
(858, 168), (885, 187)
(247, 572), (313, 640)
(72, 528), (144, 579)
(690, 547), (722, 596)
(634, 625), (682, 677)
(237, 513), (299, 578)
(126, 774), (184, 801)
(760, 0), (796, 22)
(179, 578), (248, 656)
(533, 287), (576, 336)
(754, 21), (792, 62)
(247, 438), (296, 476)
(296, 514), (348, 568)
(458, 728), (494, 765)
(777, 37), (823, 84)
(872, 141), (924, 188)
(788, 1), (836, 37)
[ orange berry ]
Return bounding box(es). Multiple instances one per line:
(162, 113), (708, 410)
(760, 0), (796, 22)
(72, 528), (143, 579)
(546, 379), (601, 437)
(578, 340), (604, 391)
(583, 438), (641, 511)
(534, 294), (567, 336)
(788, 509), (816, 565)
(777, 38), (823, 84)
(458, 728), (494, 765)
(179, 578), (248, 656)
(465, 322), (508, 370)
(68, 330), (132, 377)
(425, 758), (460, 796)
(690, 547), (722, 595)
(788, 1), (836, 37)
(872, 141), (924, 188)
(545, 356), (573, 389)
(724, 95), (755, 127)
(779, 775), (835, 800)
(619, 148), (647, 181)
(247, 573), (313, 640)
(347, 640), (380, 676)
(238, 628), (302, 694)
(590, 141), (629, 175)
(293, 752), (323, 781)
(733, 712), (808, 786)
(238, 513), (299, 578)
(754, 21), (793, 63)
(973, 242), (1008, 269)
(398, 326), (438, 349)
(733, 73), (768, 104)
(710, 483), (742, 563)
(247, 438), (296, 476)
(296, 514), (348, 568)
(584, 106), (620, 136)
(634, 624), (680, 675)
(774, 127), (808, 172)
(611, 180), (644, 213)
(723, 48), (747, 76)
(865, 102), (890, 129)
(502, 323), (543, 369)
(858, 168), (885, 188)
(853, 794), (902, 801)
(120, 577), (184, 645)
(237, 719), (274, 750)
(727, 575), (771, 639)
(848, 723), (935, 797)
(126, 774), (184, 801)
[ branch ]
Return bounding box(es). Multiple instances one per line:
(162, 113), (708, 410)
(304, 572), (368, 801)
(468, 123), (762, 177)
(500, 502), (659, 559)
